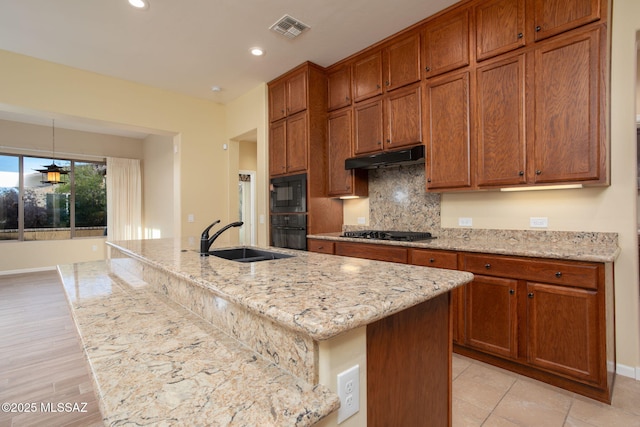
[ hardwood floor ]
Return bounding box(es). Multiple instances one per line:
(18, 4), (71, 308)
(0, 270), (103, 427)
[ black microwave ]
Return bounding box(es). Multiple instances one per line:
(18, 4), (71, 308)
(270, 173), (307, 213)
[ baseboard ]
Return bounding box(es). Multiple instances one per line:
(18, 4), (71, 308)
(0, 266), (57, 276)
(616, 363), (640, 380)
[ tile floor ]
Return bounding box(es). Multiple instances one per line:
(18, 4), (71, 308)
(452, 353), (640, 427)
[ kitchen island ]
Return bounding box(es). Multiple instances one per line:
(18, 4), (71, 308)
(59, 238), (473, 426)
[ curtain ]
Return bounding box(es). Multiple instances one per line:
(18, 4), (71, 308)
(106, 157), (142, 241)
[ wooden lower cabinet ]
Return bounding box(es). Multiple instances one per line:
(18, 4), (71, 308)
(334, 241), (408, 263)
(466, 275), (518, 359)
(307, 239), (334, 254)
(458, 253), (613, 403)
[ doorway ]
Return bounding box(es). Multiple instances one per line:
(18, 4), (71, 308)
(239, 170), (256, 245)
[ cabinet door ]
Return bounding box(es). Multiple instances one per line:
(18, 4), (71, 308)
(532, 0), (601, 42)
(335, 241), (408, 263)
(527, 282), (600, 383)
(476, 0), (525, 61)
(423, 8), (470, 78)
(354, 98), (384, 155)
(466, 275), (518, 359)
(327, 109), (354, 196)
(269, 120), (287, 176)
(287, 70), (308, 116)
(286, 112), (308, 173)
(425, 72), (472, 190)
(328, 66), (352, 111)
(384, 33), (421, 91)
(385, 85), (422, 149)
(269, 81), (287, 123)
(476, 53), (527, 187)
(533, 28), (601, 183)
(353, 51), (383, 102)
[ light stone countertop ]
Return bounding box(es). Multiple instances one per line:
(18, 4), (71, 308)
(308, 230), (620, 263)
(106, 238), (474, 341)
(58, 261), (339, 426)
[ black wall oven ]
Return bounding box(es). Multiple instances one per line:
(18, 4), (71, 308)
(270, 173), (307, 250)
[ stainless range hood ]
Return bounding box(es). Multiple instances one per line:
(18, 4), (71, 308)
(344, 145), (425, 170)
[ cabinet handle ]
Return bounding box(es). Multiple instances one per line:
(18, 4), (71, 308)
(346, 96), (350, 101)
(484, 263), (491, 269)
(536, 170), (542, 175)
(535, 26), (541, 32)
(509, 289), (515, 295)
(517, 32), (523, 39)
(427, 178), (432, 183)
(386, 81), (390, 86)
(518, 171), (524, 176)
(425, 66), (431, 72)
(386, 139), (391, 143)
(528, 292), (534, 298)
(429, 258), (435, 263)
(376, 84), (381, 89)
(377, 141), (382, 145)
(318, 246), (324, 250)
(555, 271), (562, 278)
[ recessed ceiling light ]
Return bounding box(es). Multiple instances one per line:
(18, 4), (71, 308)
(128, 0), (149, 10)
(211, 86), (222, 92)
(250, 47), (265, 56)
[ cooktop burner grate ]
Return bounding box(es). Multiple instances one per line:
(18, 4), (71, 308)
(341, 230), (436, 242)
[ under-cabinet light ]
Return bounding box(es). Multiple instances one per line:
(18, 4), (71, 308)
(500, 184), (583, 192)
(339, 196), (360, 200)
(128, 0), (149, 10)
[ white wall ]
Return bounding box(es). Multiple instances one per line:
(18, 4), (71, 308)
(142, 134), (175, 239)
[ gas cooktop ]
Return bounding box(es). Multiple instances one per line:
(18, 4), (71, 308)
(341, 230), (436, 242)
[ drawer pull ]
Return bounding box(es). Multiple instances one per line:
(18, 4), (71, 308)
(484, 263), (491, 269)
(555, 271), (562, 278)
(528, 292), (534, 299)
(318, 246), (324, 250)
(509, 289), (515, 295)
(429, 258), (435, 263)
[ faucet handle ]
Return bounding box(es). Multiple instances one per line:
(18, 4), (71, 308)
(201, 219), (221, 239)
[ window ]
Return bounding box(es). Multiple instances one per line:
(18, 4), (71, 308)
(0, 154), (106, 241)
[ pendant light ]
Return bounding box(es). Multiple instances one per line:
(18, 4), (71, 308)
(35, 119), (69, 185)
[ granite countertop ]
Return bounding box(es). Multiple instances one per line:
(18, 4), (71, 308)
(308, 229), (620, 263)
(106, 238), (474, 341)
(58, 261), (339, 426)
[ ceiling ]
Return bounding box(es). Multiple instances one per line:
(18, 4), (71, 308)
(0, 0), (458, 134)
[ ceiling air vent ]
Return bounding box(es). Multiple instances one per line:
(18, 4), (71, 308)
(269, 14), (310, 39)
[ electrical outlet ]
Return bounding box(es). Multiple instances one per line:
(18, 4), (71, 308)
(530, 217), (548, 228)
(187, 214), (195, 223)
(458, 217), (473, 227)
(337, 365), (359, 423)
(357, 217), (366, 225)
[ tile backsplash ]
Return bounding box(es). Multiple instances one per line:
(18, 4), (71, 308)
(368, 164), (441, 232)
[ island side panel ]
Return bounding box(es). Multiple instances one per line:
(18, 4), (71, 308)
(367, 293), (451, 427)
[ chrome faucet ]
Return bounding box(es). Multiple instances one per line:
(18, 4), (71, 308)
(200, 220), (243, 255)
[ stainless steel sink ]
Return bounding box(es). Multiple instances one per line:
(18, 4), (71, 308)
(206, 247), (294, 263)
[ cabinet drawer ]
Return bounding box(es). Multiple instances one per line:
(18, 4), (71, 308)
(410, 249), (458, 269)
(335, 242), (408, 264)
(463, 254), (599, 290)
(308, 239), (335, 254)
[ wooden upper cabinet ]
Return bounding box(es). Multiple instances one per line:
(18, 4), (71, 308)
(383, 33), (421, 92)
(353, 51), (383, 102)
(354, 98), (384, 155)
(476, 53), (527, 187)
(533, 27), (602, 184)
(476, 0), (525, 61)
(423, 7), (470, 78)
(285, 112), (308, 174)
(385, 84), (422, 149)
(269, 81), (287, 122)
(425, 71), (472, 190)
(269, 68), (308, 122)
(269, 120), (287, 175)
(327, 109), (368, 197)
(327, 66), (352, 111)
(532, 0), (601, 42)
(286, 70), (308, 116)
